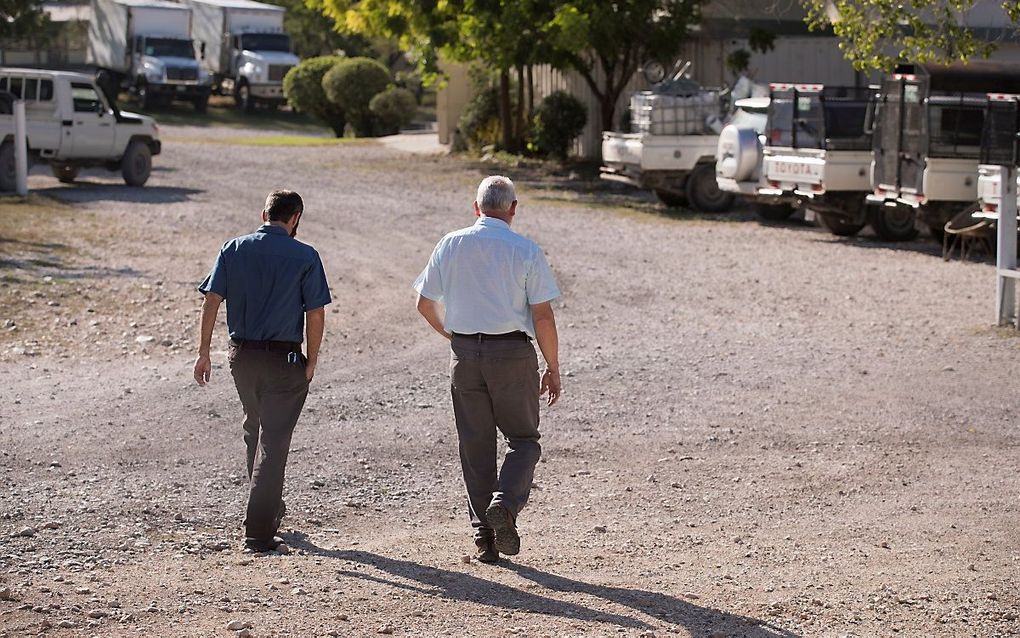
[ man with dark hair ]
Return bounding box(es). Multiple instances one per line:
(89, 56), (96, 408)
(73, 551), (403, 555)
(414, 175), (561, 564)
(194, 189), (331, 553)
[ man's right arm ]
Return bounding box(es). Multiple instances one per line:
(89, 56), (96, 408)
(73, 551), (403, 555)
(531, 301), (561, 405)
(416, 294), (451, 340)
(194, 292), (223, 386)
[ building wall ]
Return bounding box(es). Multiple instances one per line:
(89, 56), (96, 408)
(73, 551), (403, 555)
(436, 62), (471, 145)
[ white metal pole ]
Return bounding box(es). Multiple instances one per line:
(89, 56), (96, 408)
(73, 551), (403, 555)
(996, 164), (1017, 326)
(13, 100), (28, 197)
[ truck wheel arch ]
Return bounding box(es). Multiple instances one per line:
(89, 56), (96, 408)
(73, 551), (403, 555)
(127, 134), (160, 156)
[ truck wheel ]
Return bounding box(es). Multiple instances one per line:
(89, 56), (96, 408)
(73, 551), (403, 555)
(685, 164), (735, 212)
(193, 95), (209, 113)
(0, 142), (16, 192)
(51, 163), (80, 183)
(121, 140), (152, 187)
(869, 205), (919, 241)
(816, 212), (866, 237)
(654, 189), (687, 208)
(234, 81), (255, 113)
(137, 80), (154, 111)
(755, 202), (797, 221)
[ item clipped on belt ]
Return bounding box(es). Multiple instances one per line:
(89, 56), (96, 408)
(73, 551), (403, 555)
(452, 331), (531, 342)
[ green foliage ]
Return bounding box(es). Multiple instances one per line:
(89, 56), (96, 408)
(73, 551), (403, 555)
(263, 0), (373, 58)
(726, 50), (752, 76)
(0, 0), (52, 46)
(457, 83), (502, 152)
(748, 28), (775, 55)
(369, 86), (418, 134)
(529, 90), (587, 162)
(802, 0), (1019, 72)
(283, 56), (347, 137)
(322, 56), (392, 136)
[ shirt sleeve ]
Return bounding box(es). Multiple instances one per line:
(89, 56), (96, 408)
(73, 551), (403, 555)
(525, 247), (560, 305)
(412, 240), (445, 302)
(197, 248), (228, 297)
(301, 253), (332, 311)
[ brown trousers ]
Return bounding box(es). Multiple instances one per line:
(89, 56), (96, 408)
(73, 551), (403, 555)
(450, 335), (542, 542)
(228, 344), (309, 541)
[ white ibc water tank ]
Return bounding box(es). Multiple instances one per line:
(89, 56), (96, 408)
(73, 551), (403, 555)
(716, 124), (761, 182)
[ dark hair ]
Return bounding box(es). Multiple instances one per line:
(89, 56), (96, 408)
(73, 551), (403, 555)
(264, 190), (303, 222)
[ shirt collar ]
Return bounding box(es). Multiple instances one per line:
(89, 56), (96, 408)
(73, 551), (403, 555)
(476, 215), (511, 230)
(257, 223), (289, 236)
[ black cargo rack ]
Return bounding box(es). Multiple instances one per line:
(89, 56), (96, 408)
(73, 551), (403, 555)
(767, 84), (875, 151)
(981, 96), (1020, 166)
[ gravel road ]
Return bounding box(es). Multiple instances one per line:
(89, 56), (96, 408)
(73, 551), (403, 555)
(1, 124), (1018, 637)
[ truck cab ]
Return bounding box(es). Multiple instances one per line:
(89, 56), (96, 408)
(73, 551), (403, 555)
(869, 62), (1020, 240)
(227, 30), (298, 110)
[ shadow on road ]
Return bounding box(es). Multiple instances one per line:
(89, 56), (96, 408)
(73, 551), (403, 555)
(30, 184), (203, 204)
(287, 534), (796, 637)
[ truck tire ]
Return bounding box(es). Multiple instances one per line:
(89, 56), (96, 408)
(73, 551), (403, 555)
(685, 163), (735, 212)
(654, 189), (687, 208)
(755, 202), (797, 222)
(869, 204), (919, 241)
(0, 142), (16, 192)
(234, 80), (255, 113)
(816, 212), (866, 237)
(51, 163), (80, 183)
(193, 94), (209, 113)
(137, 80), (154, 111)
(121, 140), (152, 186)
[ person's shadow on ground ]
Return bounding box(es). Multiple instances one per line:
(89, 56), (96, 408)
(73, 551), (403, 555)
(286, 533), (797, 637)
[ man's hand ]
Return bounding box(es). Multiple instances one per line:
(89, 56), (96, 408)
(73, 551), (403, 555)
(194, 354), (212, 386)
(305, 357), (316, 384)
(540, 368), (561, 406)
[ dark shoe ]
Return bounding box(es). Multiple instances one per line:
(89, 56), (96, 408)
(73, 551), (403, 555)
(475, 539), (499, 564)
(243, 537), (280, 553)
(484, 503), (520, 556)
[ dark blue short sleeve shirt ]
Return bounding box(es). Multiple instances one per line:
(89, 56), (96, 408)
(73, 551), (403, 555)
(198, 224), (331, 343)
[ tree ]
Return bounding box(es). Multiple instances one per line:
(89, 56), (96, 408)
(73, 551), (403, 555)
(322, 56), (392, 135)
(282, 56), (347, 136)
(0, 0), (52, 53)
(803, 1), (1020, 71)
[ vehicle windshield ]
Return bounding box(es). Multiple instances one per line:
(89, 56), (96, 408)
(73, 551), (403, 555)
(239, 33), (291, 52)
(144, 38), (195, 58)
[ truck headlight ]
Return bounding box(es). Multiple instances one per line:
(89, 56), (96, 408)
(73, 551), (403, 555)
(198, 67), (210, 83)
(144, 64), (165, 82)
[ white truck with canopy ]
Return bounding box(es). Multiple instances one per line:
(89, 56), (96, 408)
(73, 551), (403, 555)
(182, 0), (299, 112)
(601, 76), (766, 212)
(869, 62), (1020, 241)
(0, 68), (161, 191)
(977, 93), (1020, 219)
(88, 0), (212, 111)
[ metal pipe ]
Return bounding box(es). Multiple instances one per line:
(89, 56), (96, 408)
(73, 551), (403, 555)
(996, 164), (1017, 326)
(14, 100), (27, 197)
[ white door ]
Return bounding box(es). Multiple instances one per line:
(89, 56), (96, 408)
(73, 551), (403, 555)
(66, 82), (116, 159)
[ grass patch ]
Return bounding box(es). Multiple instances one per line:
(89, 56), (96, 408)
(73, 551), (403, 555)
(215, 135), (374, 147)
(124, 95), (329, 134)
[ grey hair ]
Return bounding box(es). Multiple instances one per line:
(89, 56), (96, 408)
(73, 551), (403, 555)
(476, 175), (516, 213)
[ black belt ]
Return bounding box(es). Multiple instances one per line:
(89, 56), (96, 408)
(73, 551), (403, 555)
(452, 331), (530, 342)
(230, 339), (301, 352)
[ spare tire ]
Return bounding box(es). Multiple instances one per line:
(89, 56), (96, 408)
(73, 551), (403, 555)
(716, 124), (761, 182)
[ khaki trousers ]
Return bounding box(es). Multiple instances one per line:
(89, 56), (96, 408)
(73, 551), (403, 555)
(450, 335), (542, 542)
(228, 344), (309, 541)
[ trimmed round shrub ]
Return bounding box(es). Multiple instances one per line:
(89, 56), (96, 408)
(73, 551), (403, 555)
(369, 87), (418, 135)
(457, 85), (501, 152)
(283, 56), (346, 137)
(322, 57), (392, 136)
(530, 91), (587, 161)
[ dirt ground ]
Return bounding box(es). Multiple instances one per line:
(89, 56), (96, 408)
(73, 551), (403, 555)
(1, 124), (1018, 638)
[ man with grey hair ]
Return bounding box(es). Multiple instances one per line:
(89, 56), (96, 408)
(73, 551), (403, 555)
(414, 175), (562, 563)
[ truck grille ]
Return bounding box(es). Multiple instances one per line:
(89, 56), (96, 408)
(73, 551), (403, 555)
(166, 67), (198, 81)
(268, 65), (292, 82)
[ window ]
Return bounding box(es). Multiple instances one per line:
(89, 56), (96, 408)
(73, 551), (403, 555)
(0, 77), (7, 91)
(39, 80), (53, 101)
(23, 79), (38, 101)
(71, 83), (105, 113)
(8, 77), (22, 98)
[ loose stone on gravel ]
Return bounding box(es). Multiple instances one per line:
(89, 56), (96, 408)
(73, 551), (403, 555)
(16, 526), (36, 537)
(0, 587), (13, 601)
(226, 619), (249, 630)
(377, 625), (394, 635)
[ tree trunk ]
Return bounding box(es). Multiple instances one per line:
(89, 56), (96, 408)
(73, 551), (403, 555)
(526, 64), (535, 123)
(515, 65), (525, 149)
(498, 68), (513, 152)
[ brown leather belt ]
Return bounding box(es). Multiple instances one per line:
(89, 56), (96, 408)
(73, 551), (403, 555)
(452, 331), (530, 342)
(230, 339), (301, 352)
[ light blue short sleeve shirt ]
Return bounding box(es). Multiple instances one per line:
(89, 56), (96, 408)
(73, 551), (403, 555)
(413, 216), (560, 338)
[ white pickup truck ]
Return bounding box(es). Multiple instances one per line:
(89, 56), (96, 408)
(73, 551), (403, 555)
(601, 82), (766, 212)
(977, 93), (1020, 217)
(0, 68), (161, 191)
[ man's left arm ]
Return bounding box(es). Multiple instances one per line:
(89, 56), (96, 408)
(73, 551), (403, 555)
(194, 292), (223, 386)
(304, 307), (325, 383)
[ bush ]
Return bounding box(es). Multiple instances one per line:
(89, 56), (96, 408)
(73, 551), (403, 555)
(322, 57), (392, 136)
(282, 56), (346, 137)
(530, 91), (587, 161)
(457, 85), (501, 152)
(369, 87), (418, 135)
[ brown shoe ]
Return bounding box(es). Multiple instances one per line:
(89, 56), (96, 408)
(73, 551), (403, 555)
(484, 503), (520, 556)
(474, 539), (499, 564)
